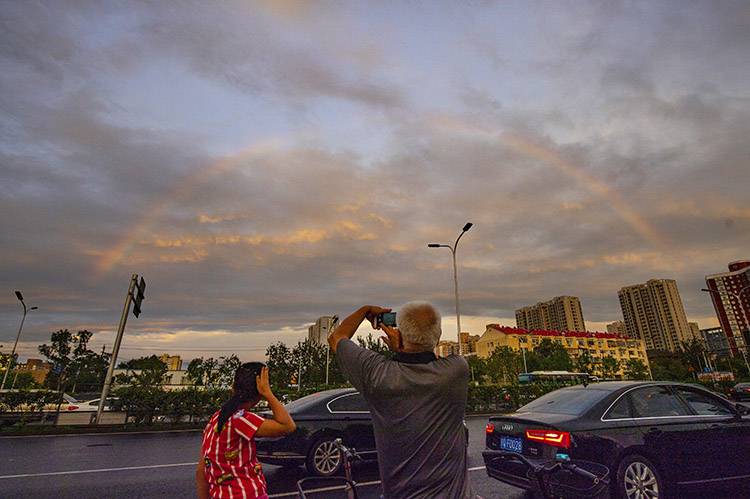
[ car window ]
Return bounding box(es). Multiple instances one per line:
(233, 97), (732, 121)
(603, 393), (632, 419)
(630, 386), (689, 418)
(328, 393), (369, 412)
(518, 387), (609, 415)
(284, 392), (327, 412)
(675, 387), (733, 416)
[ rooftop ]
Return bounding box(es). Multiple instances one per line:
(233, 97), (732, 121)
(486, 324), (631, 340)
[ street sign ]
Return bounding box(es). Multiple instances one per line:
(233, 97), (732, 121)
(132, 276), (146, 318)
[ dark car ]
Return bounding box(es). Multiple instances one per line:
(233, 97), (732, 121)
(730, 382), (750, 401)
(484, 381), (750, 498)
(256, 388), (377, 476)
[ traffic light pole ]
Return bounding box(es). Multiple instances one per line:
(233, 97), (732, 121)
(95, 274), (137, 424)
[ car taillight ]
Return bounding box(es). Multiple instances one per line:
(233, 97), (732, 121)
(744, 388), (750, 393)
(67, 405), (78, 411)
(486, 423), (495, 435)
(525, 429), (570, 448)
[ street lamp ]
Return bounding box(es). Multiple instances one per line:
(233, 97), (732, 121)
(325, 315), (339, 385)
(702, 286), (750, 373)
(1, 291), (38, 391)
(428, 222), (473, 355)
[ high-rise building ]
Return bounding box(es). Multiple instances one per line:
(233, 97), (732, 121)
(515, 296), (586, 332)
(606, 321), (627, 335)
(700, 327), (731, 358)
(159, 354), (182, 371)
(459, 332), (481, 354)
(435, 340), (460, 357)
(308, 316), (336, 346)
(688, 322), (700, 342)
(705, 260), (750, 356)
(618, 279), (693, 352)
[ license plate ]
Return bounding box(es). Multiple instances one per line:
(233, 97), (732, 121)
(499, 435), (523, 453)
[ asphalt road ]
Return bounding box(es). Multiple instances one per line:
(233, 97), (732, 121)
(0, 417), (527, 499)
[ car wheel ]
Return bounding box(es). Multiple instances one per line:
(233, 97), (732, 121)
(617, 454), (664, 499)
(305, 437), (342, 477)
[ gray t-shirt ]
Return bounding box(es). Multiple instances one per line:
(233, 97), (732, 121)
(337, 339), (473, 499)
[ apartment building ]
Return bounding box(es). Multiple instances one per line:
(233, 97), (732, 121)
(158, 354), (183, 371)
(475, 324), (649, 377)
(308, 316), (337, 346)
(618, 279), (693, 352)
(705, 260), (750, 356)
(515, 296), (586, 332)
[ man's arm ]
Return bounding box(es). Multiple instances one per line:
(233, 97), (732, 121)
(328, 305), (390, 353)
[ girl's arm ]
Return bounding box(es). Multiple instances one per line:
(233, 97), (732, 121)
(196, 457), (210, 499)
(254, 367), (296, 437)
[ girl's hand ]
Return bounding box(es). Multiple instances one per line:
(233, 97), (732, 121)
(256, 367), (273, 400)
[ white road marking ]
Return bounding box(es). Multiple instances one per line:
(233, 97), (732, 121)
(0, 428), (202, 439)
(268, 466), (487, 497)
(0, 462), (196, 479)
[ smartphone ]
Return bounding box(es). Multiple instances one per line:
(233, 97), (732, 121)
(375, 312), (397, 328)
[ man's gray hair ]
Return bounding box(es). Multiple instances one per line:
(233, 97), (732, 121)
(397, 301), (442, 350)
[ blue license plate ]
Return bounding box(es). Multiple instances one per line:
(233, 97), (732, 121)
(499, 435), (523, 453)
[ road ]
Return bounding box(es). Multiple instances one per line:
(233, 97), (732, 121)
(0, 417), (527, 499)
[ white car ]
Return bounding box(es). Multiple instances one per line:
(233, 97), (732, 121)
(65, 397), (117, 412)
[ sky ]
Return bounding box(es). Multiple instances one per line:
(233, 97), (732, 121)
(1, 0), (749, 364)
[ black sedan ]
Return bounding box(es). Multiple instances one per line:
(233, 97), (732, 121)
(730, 382), (750, 401)
(256, 388), (377, 476)
(484, 381), (750, 498)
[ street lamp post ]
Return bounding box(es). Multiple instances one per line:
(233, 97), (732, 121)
(428, 222), (473, 356)
(702, 286), (750, 373)
(1, 291), (38, 391)
(325, 315), (339, 385)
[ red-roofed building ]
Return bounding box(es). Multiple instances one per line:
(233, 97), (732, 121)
(475, 324), (649, 378)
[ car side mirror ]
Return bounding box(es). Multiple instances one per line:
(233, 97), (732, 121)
(736, 403), (750, 416)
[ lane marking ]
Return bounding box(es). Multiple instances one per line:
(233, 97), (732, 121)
(0, 428), (202, 439)
(0, 462), (195, 479)
(268, 466), (487, 498)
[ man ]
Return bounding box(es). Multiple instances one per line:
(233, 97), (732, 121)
(329, 301), (474, 499)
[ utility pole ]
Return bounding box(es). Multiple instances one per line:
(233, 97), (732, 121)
(1, 291), (37, 391)
(95, 274), (144, 424)
(325, 316), (339, 386)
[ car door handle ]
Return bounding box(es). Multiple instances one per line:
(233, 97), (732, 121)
(647, 427), (662, 435)
(709, 424), (722, 429)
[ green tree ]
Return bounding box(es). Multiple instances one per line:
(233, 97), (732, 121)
(486, 346), (522, 383)
(574, 349), (594, 374)
(39, 329), (105, 393)
(292, 339), (328, 388)
(526, 339), (573, 372)
(357, 333), (393, 359)
(466, 355), (488, 384)
(600, 355), (621, 379)
(185, 356), (241, 388)
(650, 354), (691, 381)
(623, 359), (650, 380)
(118, 355), (166, 371)
(265, 342), (295, 389)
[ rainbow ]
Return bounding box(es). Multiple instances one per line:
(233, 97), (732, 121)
(93, 139), (283, 279)
(430, 116), (665, 248)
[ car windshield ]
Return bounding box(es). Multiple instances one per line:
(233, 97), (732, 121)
(518, 387), (610, 415)
(283, 391), (331, 412)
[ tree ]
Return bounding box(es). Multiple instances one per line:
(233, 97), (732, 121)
(39, 329), (107, 393)
(357, 333), (393, 359)
(599, 355), (621, 380)
(118, 355), (166, 371)
(466, 355), (488, 384)
(525, 339), (573, 372)
(650, 354), (691, 381)
(185, 356), (241, 389)
(265, 342), (295, 389)
(486, 346), (522, 383)
(624, 359), (650, 380)
(574, 349), (593, 374)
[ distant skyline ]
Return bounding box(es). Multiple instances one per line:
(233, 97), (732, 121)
(1, 1), (749, 363)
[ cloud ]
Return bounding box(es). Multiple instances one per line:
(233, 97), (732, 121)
(1, 1), (749, 361)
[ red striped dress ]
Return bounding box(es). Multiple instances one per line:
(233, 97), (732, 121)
(201, 408), (268, 499)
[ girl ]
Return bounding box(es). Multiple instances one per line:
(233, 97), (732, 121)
(197, 363), (296, 499)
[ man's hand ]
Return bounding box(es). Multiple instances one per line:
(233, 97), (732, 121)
(379, 324), (403, 353)
(329, 305), (391, 353)
(256, 367), (273, 401)
(364, 305), (391, 329)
